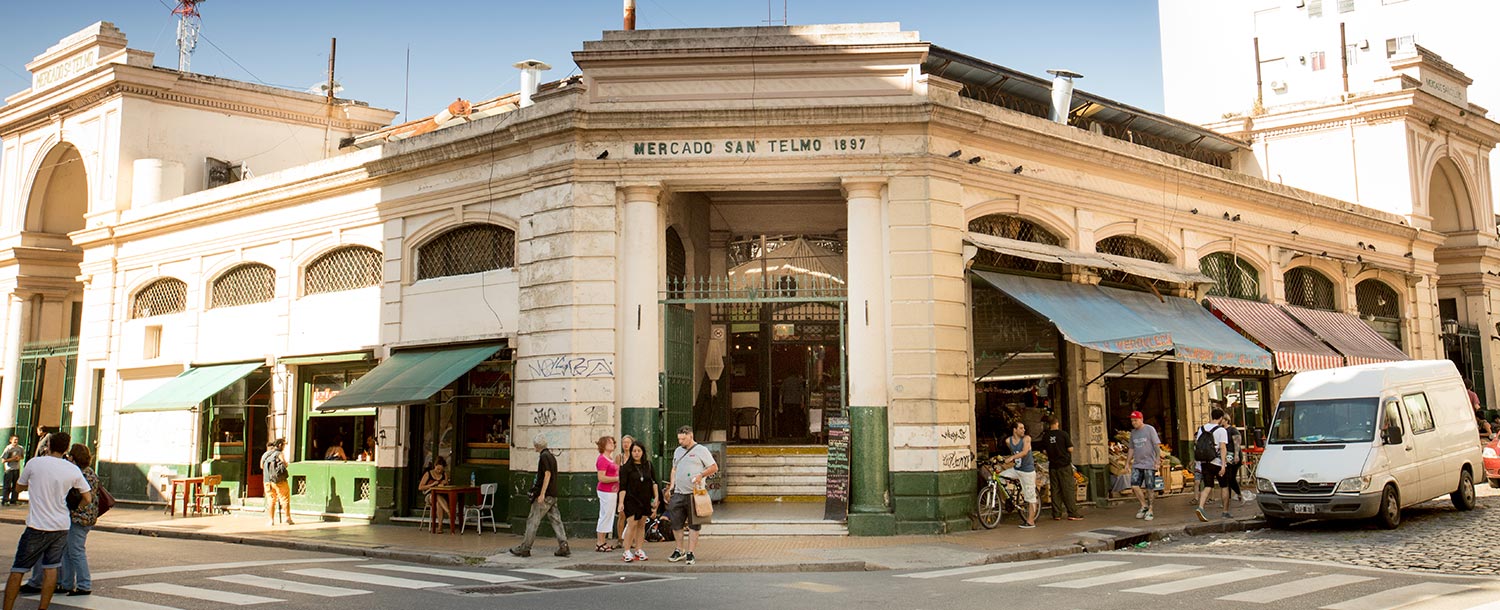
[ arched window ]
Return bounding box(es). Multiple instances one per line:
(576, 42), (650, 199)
(1357, 279), (1403, 349)
(210, 264), (276, 309)
(304, 246), (382, 296)
(1284, 267), (1337, 311)
(1199, 253), (1261, 300)
(968, 214), (1063, 276)
(131, 278), (188, 319)
(1095, 235), (1170, 285)
(416, 224), (516, 280)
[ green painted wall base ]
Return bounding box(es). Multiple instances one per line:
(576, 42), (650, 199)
(97, 461), (189, 503)
(891, 470), (975, 534)
(849, 406), (890, 515)
(848, 512), (897, 536)
(508, 471), (601, 540)
(287, 461), (378, 518)
(1080, 464), (1110, 506)
(620, 407), (661, 478)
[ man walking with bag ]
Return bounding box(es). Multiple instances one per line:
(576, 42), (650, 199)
(2, 432), (90, 610)
(510, 434), (569, 558)
(667, 426), (716, 566)
(1194, 408), (1231, 522)
(1041, 416), (1083, 521)
(259, 440), (293, 526)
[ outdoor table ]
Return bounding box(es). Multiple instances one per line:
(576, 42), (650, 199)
(428, 485), (479, 534)
(167, 476), (206, 517)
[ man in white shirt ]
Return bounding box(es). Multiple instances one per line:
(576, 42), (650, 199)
(3, 432), (91, 610)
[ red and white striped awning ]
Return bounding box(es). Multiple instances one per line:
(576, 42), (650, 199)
(1205, 297), (1344, 372)
(1281, 305), (1410, 366)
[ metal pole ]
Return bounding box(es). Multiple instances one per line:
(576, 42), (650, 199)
(326, 38), (337, 104)
(1252, 37), (1263, 109)
(624, 0), (636, 30)
(1339, 23), (1349, 95)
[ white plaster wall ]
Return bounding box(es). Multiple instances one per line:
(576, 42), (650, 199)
(400, 271), (518, 343)
(288, 288), (381, 355)
(1262, 128), (1361, 203)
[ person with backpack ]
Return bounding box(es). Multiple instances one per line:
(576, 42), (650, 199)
(259, 439), (293, 526)
(1193, 408), (1231, 522)
(1222, 412), (1246, 504)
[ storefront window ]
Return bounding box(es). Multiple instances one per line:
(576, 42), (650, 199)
(1207, 376), (1267, 448)
(971, 282), (1063, 457)
(300, 363), (376, 461)
(458, 358), (513, 464)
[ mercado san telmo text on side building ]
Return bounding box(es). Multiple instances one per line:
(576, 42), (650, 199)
(0, 20), (1495, 536)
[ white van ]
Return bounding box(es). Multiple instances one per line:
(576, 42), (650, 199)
(1255, 360), (1481, 529)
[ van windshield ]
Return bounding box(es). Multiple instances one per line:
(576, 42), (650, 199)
(1268, 398), (1379, 444)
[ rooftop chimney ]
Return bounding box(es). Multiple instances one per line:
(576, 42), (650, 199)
(1045, 69), (1083, 125)
(624, 0), (636, 30)
(513, 60), (552, 108)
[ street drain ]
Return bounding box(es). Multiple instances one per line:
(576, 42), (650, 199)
(524, 579), (610, 591)
(458, 584), (536, 596)
(585, 573), (671, 584)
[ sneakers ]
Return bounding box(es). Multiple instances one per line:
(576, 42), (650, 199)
(1144, 511), (1154, 521)
(1221, 512), (1233, 519)
(634, 549), (648, 561)
(685, 552), (696, 566)
(554, 544), (571, 558)
(668, 549), (686, 562)
(1195, 507), (1209, 522)
(508, 546), (531, 558)
(1135, 507), (1148, 519)
(1019, 522), (1036, 529)
(68, 589), (91, 596)
(17, 584), (39, 595)
(623, 550), (634, 562)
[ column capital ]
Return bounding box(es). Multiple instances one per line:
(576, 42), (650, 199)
(841, 177), (886, 200)
(619, 182), (663, 203)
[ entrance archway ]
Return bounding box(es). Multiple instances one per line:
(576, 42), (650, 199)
(1430, 157), (1475, 234)
(1430, 155), (1487, 409)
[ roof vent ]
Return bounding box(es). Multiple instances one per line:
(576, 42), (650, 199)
(1045, 69), (1083, 125)
(513, 60), (552, 108)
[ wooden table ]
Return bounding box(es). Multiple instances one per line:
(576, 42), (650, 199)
(167, 477), (205, 517)
(427, 485), (479, 534)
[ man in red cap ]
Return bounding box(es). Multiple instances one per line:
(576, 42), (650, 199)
(1125, 411), (1161, 521)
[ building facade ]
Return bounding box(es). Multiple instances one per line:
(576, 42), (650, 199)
(0, 21), (1469, 535)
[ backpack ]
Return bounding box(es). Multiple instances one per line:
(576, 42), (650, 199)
(644, 515), (675, 542)
(262, 450), (287, 484)
(1193, 425), (1221, 462)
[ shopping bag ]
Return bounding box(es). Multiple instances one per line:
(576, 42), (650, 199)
(692, 482), (713, 521)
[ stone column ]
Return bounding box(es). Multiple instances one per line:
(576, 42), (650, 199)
(0, 294), (28, 441)
(619, 184), (663, 462)
(844, 179), (893, 532)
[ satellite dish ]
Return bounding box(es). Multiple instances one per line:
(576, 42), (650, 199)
(307, 80), (344, 96)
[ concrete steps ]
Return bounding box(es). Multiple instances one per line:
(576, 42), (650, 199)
(723, 445), (828, 500)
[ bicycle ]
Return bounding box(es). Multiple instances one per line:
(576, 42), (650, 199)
(977, 456), (1025, 529)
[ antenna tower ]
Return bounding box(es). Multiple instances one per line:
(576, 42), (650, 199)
(172, 0), (205, 72)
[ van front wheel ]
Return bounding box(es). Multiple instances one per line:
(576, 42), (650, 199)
(1452, 470), (1477, 511)
(1377, 485), (1401, 529)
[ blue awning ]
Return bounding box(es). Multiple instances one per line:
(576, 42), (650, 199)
(1101, 287), (1274, 371)
(971, 271), (1171, 354)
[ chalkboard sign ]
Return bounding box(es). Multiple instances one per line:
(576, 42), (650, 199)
(824, 416), (851, 521)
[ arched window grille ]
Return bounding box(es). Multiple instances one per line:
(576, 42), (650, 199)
(304, 246), (382, 296)
(1283, 267), (1337, 311)
(1095, 235), (1171, 285)
(1357, 279), (1403, 349)
(131, 278), (188, 319)
(968, 214), (1063, 276)
(1199, 253), (1261, 300)
(416, 224), (516, 280)
(209, 264), (276, 309)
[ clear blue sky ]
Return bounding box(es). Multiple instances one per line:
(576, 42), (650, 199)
(0, 1), (1165, 123)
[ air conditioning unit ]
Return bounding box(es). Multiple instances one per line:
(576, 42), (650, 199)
(1269, 80), (1288, 93)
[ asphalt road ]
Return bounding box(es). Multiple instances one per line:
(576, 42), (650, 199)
(0, 522), (1495, 610)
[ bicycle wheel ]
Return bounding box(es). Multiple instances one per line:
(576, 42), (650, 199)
(978, 485), (1002, 529)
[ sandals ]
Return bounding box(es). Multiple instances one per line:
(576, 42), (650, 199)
(595, 543), (615, 552)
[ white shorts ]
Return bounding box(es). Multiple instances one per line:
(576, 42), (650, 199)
(1001, 468), (1038, 504)
(596, 490), (618, 533)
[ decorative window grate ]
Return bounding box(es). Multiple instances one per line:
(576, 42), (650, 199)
(1095, 236), (1170, 285)
(416, 224), (515, 280)
(292, 475), (308, 496)
(355, 477), (371, 502)
(131, 278), (188, 319)
(969, 215), (1063, 276)
(304, 246), (382, 296)
(1284, 267), (1337, 311)
(1357, 279), (1402, 348)
(210, 264), (275, 309)
(1199, 253), (1261, 300)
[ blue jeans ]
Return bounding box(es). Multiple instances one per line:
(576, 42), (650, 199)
(26, 524), (88, 591)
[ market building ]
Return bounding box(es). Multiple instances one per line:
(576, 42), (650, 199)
(0, 19), (1484, 535)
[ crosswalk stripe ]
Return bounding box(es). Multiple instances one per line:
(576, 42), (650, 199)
(1217, 574), (1377, 604)
(512, 568), (591, 579)
(1122, 568), (1284, 595)
(210, 574), (369, 598)
(284, 568), (447, 589)
(1322, 583), (1476, 610)
(964, 561), (1131, 584)
(95, 558), (366, 581)
(898, 559), (1062, 580)
(362, 564), (524, 583)
(1041, 564), (1200, 589)
(31, 594), (182, 610)
(120, 583), (282, 606)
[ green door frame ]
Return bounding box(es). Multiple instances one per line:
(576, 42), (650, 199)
(13, 339), (79, 445)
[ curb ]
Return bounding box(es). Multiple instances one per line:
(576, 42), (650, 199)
(567, 560), (871, 573)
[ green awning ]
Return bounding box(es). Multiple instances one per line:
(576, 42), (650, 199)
(120, 362), (264, 414)
(316, 344), (502, 411)
(279, 351), (374, 365)
(308, 407), (376, 418)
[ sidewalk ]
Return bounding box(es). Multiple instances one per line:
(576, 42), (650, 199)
(0, 492), (1264, 573)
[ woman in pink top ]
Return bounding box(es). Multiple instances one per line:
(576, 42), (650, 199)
(595, 436), (620, 552)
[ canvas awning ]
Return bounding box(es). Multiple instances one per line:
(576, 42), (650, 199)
(119, 362), (264, 413)
(1205, 297), (1344, 372)
(1281, 305), (1410, 366)
(966, 232), (1213, 285)
(1102, 288), (1274, 370)
(971, 271), (1171, 354)
(315, 343), (502, 411)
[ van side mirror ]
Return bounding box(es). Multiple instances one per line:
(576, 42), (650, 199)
(1383, 428), (1403, 446)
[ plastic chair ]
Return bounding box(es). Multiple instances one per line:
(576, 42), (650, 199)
(194, 474), (223, 515)
(461, 483), (498, 535)
(414, 497), (431, 528)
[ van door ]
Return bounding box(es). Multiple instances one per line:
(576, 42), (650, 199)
(1379, 398), (1420, 502)
(1400, 392), (1440, 502)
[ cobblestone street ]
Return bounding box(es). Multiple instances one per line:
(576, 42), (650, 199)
(1140, 487), (1500, 575)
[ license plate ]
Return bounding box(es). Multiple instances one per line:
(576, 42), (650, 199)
(1291, 504), (1316, 515)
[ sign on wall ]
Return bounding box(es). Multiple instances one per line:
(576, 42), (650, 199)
(623, 136), (874, 159)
